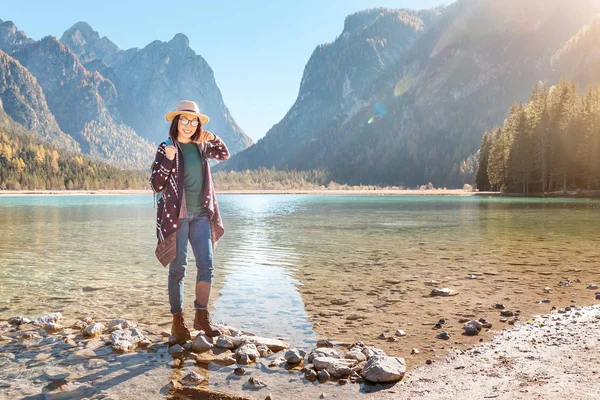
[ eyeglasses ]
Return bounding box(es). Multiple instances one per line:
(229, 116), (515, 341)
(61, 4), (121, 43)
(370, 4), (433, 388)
(179, 116), (200, 127)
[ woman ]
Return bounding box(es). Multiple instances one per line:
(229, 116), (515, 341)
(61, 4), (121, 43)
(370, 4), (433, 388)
(150, 100), (230, 343)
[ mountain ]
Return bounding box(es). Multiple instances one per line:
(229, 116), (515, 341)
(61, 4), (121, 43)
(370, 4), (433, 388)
(0, 106), (148, 190)
(0, 49), (79, 151)
(550, 16), (600, 88)
(220, 0), (600, 187)
(5, 34), (154, 168)
(59, 23), (253, 154)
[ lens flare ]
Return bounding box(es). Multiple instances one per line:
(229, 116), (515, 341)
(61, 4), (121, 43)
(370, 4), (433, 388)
(374, 102), (388, 116)
(394, 74), (415, 97)
(367, 117), (375, 125)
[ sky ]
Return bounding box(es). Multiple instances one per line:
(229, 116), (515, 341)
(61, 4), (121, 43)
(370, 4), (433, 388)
(3, 1), (451, 142)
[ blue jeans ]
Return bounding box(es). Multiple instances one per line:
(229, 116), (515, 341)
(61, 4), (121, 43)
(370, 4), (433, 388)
(168, 211), (213, 315)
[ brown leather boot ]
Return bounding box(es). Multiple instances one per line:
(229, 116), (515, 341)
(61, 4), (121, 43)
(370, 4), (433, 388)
(193, 309), (222, 337)
(171, 312), (191, 343)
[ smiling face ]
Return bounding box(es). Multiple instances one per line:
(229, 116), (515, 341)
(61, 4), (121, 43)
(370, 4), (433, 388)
(177, 113), (200, 142)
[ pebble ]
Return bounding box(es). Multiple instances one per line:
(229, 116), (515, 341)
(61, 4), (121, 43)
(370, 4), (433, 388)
(495, 304), (505, 309)
(596, 293), (600, 300)
(83, 323), (105, 338)
(464, 320), (482, 336)
(500, 310), (514, 317)
(245, 377), (267, 388)
(265, 394), (273, 400)
(305, 368), (318, 382)
(43, 323), (64, 334)
(411, 348), (419, 355)
(8, 316), (31, 326)
(587, 284), (599, 290)
(168, 344), (184, 359)
(284, 348), (306, 364)
(395, 329), (406, 337)
(317, 369), (330, 383)
(360, 355), (407, 383)
(317, 339), (334, 348)
(234, 367), (246, 376)
(34, 313), (63, 325)
(430, 288), (458, 297)
(436, 331), (450, 340)
(180, 371), (204, 386)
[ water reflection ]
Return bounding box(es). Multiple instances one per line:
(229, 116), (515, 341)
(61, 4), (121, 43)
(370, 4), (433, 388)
(213, 195), (316, 346)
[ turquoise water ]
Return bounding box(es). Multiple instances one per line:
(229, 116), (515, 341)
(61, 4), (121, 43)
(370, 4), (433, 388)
(0, 194), (599, 349)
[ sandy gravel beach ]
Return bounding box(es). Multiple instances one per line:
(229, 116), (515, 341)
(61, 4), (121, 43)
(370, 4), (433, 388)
(368, 303), (600, 400)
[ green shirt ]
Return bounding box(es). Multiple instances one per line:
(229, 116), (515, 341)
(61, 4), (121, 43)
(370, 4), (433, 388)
(180, 142), (207, 215)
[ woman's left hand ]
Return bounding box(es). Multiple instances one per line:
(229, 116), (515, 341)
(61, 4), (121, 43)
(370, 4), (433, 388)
(198, 131), (216, 142)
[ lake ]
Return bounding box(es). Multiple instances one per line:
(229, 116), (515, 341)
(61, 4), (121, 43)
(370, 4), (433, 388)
(1, 194), (599, 368)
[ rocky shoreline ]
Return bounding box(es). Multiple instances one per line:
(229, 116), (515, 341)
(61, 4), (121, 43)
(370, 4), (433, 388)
(0, 312), (409, 399)
(2, 301), (600, 399)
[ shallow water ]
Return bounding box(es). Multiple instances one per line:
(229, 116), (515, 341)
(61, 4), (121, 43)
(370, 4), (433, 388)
(1, 194), (599, 392)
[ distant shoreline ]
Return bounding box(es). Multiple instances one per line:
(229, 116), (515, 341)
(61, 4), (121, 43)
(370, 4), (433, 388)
(0, 189), (598, 197)
(0, 189), (475, 196)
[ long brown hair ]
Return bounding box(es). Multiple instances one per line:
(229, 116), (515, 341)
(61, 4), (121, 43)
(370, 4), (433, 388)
(168, 115), (210, 143)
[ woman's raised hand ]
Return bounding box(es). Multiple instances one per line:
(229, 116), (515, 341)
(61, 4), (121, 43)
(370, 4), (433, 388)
(165, 145), (177, 160)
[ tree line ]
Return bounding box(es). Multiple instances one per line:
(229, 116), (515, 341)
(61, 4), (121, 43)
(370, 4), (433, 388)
(0, 116), (148, 190)
(476, 78), (600, 193)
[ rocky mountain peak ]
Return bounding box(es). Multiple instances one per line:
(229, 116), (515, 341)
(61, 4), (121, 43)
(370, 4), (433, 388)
(60, 22), (120, 63)
(168, 33), (190, 50)
(0, 19), (34, 53)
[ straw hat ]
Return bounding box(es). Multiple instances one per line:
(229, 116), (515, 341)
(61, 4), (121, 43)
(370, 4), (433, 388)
(165, 100), (210, 124)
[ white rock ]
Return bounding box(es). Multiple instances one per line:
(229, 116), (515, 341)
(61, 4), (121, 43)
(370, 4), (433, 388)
(110, 328), (145, 352)
(83, 323), (105, 338)
(108, 319), (136, 330)
(241, 336), (289, 352)
(236, 343), (260, 364)
(191, 334), (213, 353)
(310, 347), (340, 360)
(181, 370), (204, 386)
(43, 323), (64, 334)
(360, 356), (406, 383)
(285, 348), (306, 364)
(345, 347), (367, 362)
(34, 312), (63, 325)
(362, 346), (387, 359)
(312, 356), (356, 378)
(257, 344), (271, 357)
(429, 288), (458, 297)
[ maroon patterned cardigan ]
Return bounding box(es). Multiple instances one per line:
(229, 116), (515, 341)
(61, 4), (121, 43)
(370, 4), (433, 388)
(150, 135), (230, 267)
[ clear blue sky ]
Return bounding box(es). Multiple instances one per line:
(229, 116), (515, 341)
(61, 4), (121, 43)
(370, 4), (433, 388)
(3, 1), (450, 142)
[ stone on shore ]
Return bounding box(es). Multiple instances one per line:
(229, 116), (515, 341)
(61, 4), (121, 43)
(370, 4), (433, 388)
(43, 323), (64, 334)
(308, 347), (339, 363)
(236, 343), (260, 364)
(8, 316), (31, 326)
(180, 371), (204, 386)
(191, 334), (213, 353)
(242, 336), (289, 352)
(108, 319), (136, 332)
(83, 322), (105, 338)
(430, 288), (458, 297)
(305, 368), (318, 382)
(360, 356), (407, 383)
(34, 312), (63, 325)
(110, 328), (145, 353)
(284, 348), (306, 364)
(464, 320), (483, 336)
(361, 346), (387, 359)
(344, 347), (367, 362)
(244, 377), (267, 388)
(312, 356), (357, 378)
